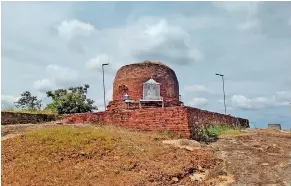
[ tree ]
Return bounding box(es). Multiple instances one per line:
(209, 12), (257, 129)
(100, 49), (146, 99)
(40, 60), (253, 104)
(45, 84), (97, 114)
(14, 91), (42, 110)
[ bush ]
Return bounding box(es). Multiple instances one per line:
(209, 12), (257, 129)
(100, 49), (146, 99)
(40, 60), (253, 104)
(198, 124), (241, 142)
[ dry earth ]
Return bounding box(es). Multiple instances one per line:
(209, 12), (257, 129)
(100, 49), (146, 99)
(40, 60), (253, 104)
(1, 123), (291, 186)
(209, 129), (291, 186)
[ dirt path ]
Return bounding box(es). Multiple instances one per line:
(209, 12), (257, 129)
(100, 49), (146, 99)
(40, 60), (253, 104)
(209, 129), (291, 186)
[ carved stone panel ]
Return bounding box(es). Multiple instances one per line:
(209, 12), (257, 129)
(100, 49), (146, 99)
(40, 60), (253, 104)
(143, 83), (160, 100)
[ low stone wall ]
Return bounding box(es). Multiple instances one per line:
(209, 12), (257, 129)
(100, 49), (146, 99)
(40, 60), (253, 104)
(60, 106), (249, 140)
(1, 112), (58, 125)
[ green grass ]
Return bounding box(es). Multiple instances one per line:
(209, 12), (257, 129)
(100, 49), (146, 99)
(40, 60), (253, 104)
(207, 125), (241, 136)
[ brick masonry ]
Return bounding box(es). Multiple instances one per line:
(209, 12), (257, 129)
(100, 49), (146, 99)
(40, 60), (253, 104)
(1, 107), (249, 140)
(61, 106), (249, 140)
(1, 112), (58, 125)
(108, 61), (183, 111)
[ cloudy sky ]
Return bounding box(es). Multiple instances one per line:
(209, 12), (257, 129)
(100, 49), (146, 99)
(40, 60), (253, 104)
(1, 2), (291, 129)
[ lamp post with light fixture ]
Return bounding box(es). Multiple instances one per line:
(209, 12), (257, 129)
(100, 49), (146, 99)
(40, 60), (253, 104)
(216, 73), (226, 114)
(102, 63), (109, 111)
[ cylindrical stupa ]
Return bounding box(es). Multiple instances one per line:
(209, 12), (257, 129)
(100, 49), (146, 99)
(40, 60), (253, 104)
(107, 61), (182, 110)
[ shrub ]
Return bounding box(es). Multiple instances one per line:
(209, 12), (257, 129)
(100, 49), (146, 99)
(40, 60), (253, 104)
(198, 124), (241, 142)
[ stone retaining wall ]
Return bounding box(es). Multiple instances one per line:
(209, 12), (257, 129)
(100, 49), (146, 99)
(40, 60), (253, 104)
(1, 112), (58, 125)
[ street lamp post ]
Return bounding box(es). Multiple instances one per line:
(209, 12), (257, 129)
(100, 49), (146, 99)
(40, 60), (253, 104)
(102, 63), (109, 111)
(216, 73), (226, 114)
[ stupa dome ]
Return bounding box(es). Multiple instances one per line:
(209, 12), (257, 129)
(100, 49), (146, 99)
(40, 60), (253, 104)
(107, 61), (182, 110)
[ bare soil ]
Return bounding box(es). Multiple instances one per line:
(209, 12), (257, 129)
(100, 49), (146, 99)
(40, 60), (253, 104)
(209, 129), (291, 186)
(1, 124), (291, 186)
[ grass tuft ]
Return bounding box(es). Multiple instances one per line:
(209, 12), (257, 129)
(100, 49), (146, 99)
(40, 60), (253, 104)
(207, 125), (241, 136)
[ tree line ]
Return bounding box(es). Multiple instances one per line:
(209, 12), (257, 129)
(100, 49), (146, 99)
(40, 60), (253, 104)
(14, 84), (97, 114)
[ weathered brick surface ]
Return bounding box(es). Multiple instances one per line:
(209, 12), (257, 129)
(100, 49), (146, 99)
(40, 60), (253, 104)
(108, 61), (183, 111)
(60, 112), (105, 124)
(1, 112), (58, 125)
(104, 107), (190, 137)
(61, 106), (249, 140)
(186, 107), (249, 140)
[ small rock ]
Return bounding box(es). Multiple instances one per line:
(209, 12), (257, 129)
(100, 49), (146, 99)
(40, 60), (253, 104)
(172, 177), (179, 182)
(261, 163), (269, 166)
(189, 172), (207, 182)
(71, 154), (78, 158)
(198, 165), (203, 171)
(79, 151), (86, 156)
(113, 156), (120, 160)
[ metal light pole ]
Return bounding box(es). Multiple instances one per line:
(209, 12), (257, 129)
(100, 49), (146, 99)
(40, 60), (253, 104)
(102, 63), (109, 111)
(216, 73), (226, 114)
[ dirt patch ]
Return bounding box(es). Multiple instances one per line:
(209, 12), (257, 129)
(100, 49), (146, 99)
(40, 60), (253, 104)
(209, 129), (291, 185)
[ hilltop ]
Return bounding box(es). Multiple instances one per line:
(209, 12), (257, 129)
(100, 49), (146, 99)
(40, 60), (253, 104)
(2, 123), (291, 186)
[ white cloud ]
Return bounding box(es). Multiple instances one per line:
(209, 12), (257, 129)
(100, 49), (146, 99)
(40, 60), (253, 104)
(1, 95), (19, 109)
(237, 19), (259, 31)
(214, 2), (261, 32)
(275, 91), (291, 101)
(86, 54), (109, 70)
(232, 91), (291, 110)
(189, 98), (209, 107)
(213, 2), (260, 13)
(46, 64), (79, 84)
(33, 64), (81, 93)
(184, 85), (209, 93)
(56, 19), (95, 40)
(231, 95), (270, 110)
(33, 79), (56, 92)
(118, 18), (203, 65)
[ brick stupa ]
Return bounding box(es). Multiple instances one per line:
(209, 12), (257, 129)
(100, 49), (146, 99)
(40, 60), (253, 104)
(107, 61), (183, 111)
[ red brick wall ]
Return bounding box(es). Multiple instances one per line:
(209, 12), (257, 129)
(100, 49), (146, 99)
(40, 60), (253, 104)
(104, 107), (190, 137)
(61, 112), (106, 124)
(61, 106), (249, 140)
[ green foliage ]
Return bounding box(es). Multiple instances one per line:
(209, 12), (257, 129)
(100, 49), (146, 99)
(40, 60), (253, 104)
(199, 124), (241, 142)
(14, 91), (42, 110)
(207, 125), (234, 136)
(45, 84), (97, 114)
